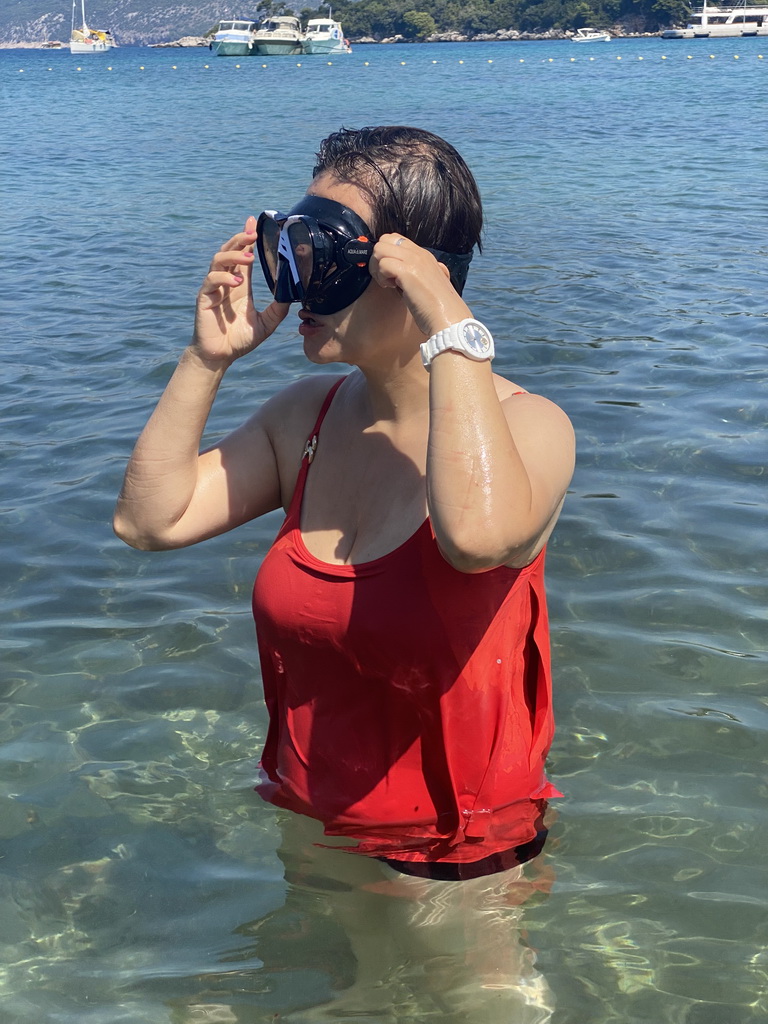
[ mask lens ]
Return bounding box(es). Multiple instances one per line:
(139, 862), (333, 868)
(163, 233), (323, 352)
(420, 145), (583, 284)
(257, 214), (282, 291)
(285, 220), (316, 292)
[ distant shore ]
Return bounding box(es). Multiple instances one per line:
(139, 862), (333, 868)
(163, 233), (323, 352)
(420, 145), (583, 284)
(0, 41), (71, 48)
(0, 29), (664, 50)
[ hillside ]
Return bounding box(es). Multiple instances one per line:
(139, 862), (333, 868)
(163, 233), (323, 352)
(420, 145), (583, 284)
(0, 0), (688, 46)
(0, 1), (243, 44)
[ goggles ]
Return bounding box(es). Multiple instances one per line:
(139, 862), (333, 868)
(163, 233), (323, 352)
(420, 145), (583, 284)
(257, 195), (473, 316)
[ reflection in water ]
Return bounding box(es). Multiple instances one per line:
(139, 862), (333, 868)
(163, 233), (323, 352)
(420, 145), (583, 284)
(173, 811), (556, 1023)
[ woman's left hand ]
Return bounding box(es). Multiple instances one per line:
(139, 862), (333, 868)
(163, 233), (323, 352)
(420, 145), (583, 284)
(369, 233), (471, 338)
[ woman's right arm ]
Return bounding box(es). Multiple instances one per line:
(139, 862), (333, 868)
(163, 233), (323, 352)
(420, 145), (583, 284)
(113, 217), (290, 551)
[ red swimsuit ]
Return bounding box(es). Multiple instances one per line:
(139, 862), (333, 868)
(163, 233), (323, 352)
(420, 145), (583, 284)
(252, 377), (561, 865)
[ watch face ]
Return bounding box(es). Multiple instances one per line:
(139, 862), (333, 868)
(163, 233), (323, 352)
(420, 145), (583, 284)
(462, 321), (492, 356)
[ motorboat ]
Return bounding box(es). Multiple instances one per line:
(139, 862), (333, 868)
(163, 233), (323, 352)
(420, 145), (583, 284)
(210, 19), (257, 56)
(251, 15), (304, 56)
(69, 0), (115, 52)
(571, 27), (612, 42)
(303, 12), (351, 54)
(661, 0), (768, 37)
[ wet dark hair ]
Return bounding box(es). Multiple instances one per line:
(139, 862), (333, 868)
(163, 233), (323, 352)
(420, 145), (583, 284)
(313, 126), (483, 256)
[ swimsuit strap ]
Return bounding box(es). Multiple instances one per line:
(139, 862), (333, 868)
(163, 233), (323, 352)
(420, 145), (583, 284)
(301, 376), (347, 463)
(287, 376), (347, 520)
(289, 377), (522, 517)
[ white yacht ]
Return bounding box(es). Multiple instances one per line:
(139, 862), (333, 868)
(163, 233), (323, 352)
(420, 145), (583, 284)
(571, 27), (612, 42)
(661, 0), (768, 36)
(69, 0), (115, 52)
(252, 15), (304, 55)
(303, 14), (351, 54)
(210, 20), (257, 57)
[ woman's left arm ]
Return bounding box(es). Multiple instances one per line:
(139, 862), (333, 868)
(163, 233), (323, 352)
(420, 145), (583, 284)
(426, 353), (575, 571)
(372, 233), (575, 573)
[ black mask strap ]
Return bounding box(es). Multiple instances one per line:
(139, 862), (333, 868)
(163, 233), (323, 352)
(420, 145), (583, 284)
(426, 248), (473, 296)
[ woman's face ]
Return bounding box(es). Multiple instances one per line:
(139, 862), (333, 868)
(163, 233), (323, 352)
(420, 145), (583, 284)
(295, 174), (412, 369)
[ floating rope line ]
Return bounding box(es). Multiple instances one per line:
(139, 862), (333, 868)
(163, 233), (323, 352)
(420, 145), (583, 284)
(13, 53), (766, 73)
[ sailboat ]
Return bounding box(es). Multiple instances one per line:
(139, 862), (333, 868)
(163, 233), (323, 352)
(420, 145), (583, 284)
(70, 0), (116, 53)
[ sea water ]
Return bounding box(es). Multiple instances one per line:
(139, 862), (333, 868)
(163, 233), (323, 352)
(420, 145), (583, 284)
(1, 37), (766, 1023)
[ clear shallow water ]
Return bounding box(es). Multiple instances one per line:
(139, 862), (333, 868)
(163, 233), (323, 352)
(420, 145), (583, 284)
(1, 38), (767, 1024)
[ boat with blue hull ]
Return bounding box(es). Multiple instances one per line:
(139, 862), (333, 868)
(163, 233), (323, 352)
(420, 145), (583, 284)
(210, 19), (257, 57)
(303, 12), (351, 54)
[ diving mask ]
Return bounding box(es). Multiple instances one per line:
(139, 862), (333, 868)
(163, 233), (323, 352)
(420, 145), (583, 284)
(257, 195), (473, 315)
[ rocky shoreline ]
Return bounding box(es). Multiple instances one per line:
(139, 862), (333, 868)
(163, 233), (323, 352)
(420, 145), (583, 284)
(2, 27), (662, 49)
(0, 40), (69, 48)
(142, 27), (663, 46)
(381, 28), (659, 43)
(150, 36), (209, 47)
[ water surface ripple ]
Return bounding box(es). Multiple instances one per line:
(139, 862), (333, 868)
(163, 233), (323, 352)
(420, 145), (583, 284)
(1, 38), (766, 1024)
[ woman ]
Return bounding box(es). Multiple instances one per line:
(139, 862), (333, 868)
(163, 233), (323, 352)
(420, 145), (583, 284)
(114, 125), (574, 881)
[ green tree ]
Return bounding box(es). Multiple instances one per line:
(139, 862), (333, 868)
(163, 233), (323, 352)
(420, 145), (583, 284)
(402, 9), (438, 37)
(256, 0), (290, 17)
(570, 2), (598, 27)
(299, 0), (685, 38)
(650, 0), (691, 27)
(456, 2), (496, 34)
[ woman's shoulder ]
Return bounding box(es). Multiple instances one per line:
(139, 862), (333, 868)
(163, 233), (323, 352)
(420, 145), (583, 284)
(259, 372), (347, 455)
(493, 373), (529, 401)
(266, 372), (345, 411)
(492, 372), (565, 410)
(493, 372), (574, 438)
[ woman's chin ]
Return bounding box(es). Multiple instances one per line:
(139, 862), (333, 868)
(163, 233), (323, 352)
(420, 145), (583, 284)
(303, 337), (344, 365)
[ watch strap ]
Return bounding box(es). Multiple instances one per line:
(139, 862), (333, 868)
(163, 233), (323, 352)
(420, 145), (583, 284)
(420, 318), (495, 369)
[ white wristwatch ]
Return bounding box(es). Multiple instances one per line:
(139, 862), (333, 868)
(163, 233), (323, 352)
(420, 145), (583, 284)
(420, 318), (495, 369)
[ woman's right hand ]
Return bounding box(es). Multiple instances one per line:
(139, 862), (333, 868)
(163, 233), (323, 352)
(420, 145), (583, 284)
(192, 215), (290, 367)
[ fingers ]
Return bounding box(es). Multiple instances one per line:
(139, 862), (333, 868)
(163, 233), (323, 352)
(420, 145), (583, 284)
(373, 234), (451, 287)
(202, 230), (256, 297)
(209, 248), (254, 273)
(193, 219), (283, 359)
(210, 241), (256, 268)
(374, 233), (435, 268)
(371, 233), (436, 289)
(375, 232), (412, 262)
(379, 232), (409, 247)
(217, 216), (258, 255)
(370, 234), (471, 337)
(370, 234), (406, 289)
(200, 269), (246, 295)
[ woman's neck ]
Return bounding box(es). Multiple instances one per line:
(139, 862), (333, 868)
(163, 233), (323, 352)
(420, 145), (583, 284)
(344, 357), (430, 428)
